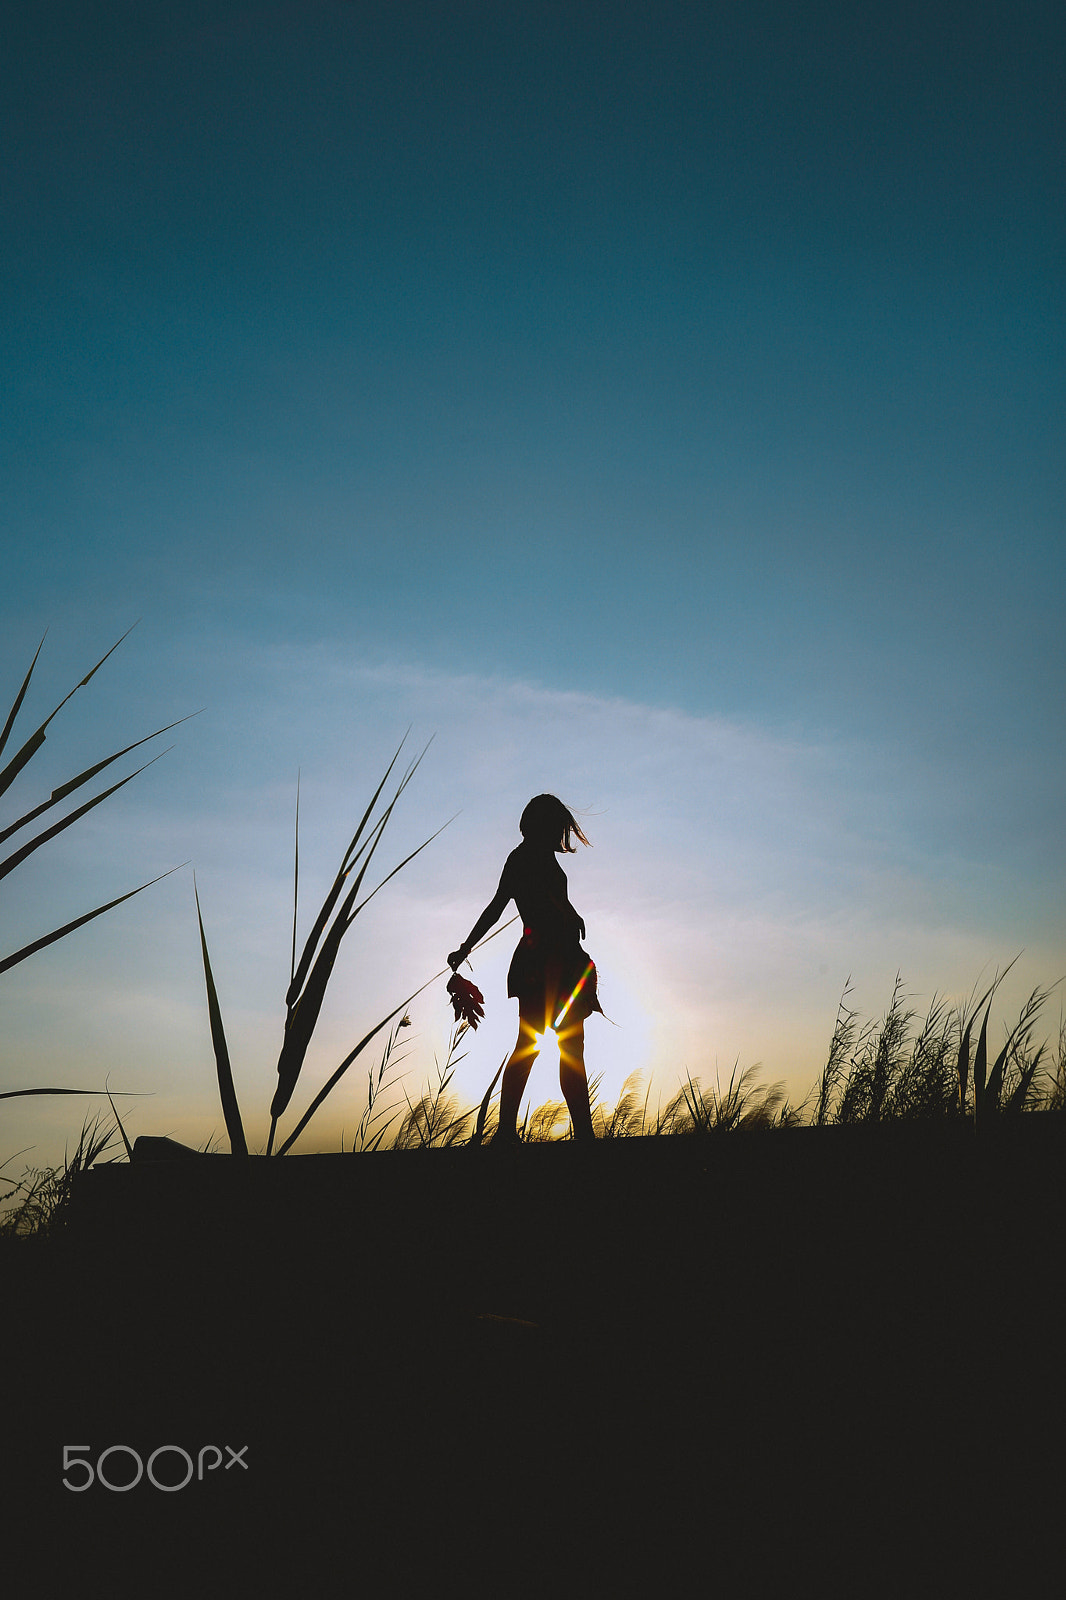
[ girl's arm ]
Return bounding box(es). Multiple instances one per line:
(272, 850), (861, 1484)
(447, 869), (512, 971)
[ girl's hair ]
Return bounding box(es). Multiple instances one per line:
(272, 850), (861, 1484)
(519, 794), (591, 853)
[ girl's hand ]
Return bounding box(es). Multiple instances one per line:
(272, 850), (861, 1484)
(577, 918), (586, 942)
(447, 948), (467, 972)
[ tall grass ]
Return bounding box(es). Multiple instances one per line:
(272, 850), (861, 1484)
(347, 1015), (415, 1152)
(1047, 1014), (1066, 1113)
(265, 739), (447, 1152)
(808, 968), (1061, 1127)
(1, 627), (186, 979)
(1, 631), (187, 1191)
(0, 1114), (119, 1240)
(392, 1021), (483, 1149)
(374, 966), (1064, 1147)
(590, 1071), (665, 1138)
(6, 968), (1061, 1221)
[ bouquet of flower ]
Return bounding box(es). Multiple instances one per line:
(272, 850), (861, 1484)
(446, 972), (485, 1029)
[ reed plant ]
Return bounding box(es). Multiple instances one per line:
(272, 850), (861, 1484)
(522, 1100), (569, 1142)
(971, 982), (1056, 1125)
(1, 639), (513, 1165)
(885, 993), (957, 1119)
(804, 965), (1061, 1127)
(589, 1070), (681, 1137)
(1, 628), (186, 980)
(393, 1021), (481, 1149)
(678, 1061), (801, 1131)
(0, 1114), (119, 1240)
(407, 966), (1063, 1147)
(590, 1073), (641, 1139)
(810, 981), (873, 1126)
(188, 736), (479, 1157)
(347, 1015), (415, 1153)
(1046, 1015), (1066, 1113)
(1, 631), (186, 1192)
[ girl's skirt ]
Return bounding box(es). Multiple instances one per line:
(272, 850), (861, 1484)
(507, 927), (603, 1033)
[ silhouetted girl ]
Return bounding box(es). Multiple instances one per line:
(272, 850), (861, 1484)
(448, 794), (602, 1143)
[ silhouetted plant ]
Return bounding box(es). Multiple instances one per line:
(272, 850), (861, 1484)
(677, 1061), (792, 1132)
(1, 631), (186, 1181)
(799, 963), (1061, 1128)
(513, 967), (1062, 1145)
(393, 1021), (477, 1148)
(591, 1070), (652, 1138)
(886, 995), (957, 1120)
(191, 737), (468, 1156)
(348, 1015), (414, 1152)
(523, 1100), (569, 1142)
(1045, 1016), (1066, 1113)
(834, 976), (912, 1124)
(972, 982), (1058, 1126)
(811, 981), (874, 1127)
(469, 1056), (506, 1148)
(267, 741), (449, 1153)
(1, 628), (186, 980)
(0, 1114), (119, 1240)
(284, 962), (1066, 1148)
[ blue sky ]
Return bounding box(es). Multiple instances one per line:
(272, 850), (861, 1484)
(2, 1), (1063, 1164)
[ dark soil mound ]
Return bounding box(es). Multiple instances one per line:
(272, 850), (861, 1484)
(6, 1126), (1063, 1592)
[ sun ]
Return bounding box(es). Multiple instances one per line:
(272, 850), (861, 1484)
(535, 1026), (561, 1076)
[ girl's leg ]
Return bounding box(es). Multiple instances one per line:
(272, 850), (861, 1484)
(558, 1021), (595, 1143)
(496, 1018), (539, 1141)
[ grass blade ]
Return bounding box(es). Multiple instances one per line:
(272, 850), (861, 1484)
(290, 772), (300, 990)
(270, 762), (450, 1129)
(471, 1057), (507, 1147)
(105, 1085), (135, 1163)
(0, 865), (183, 977)
(274, 923), (515, 1154)
(984, 1041), (1009, 1114)
(1005, 1044), (1045, 1115)
(194, 881), (248, 1157)
(972, 1001), (991, 1123)
(346, 812), (455, 924)
(0, 747), (171, 884)
(285, 736), (410, 1009)
(270, 881), (366, 1124)
(0, 624), (138, 802)
(0, 1086), (148, 1100)
(956, 1015), (974, 1114)
(274, 978), (442, 1156)
(0, 632), (45, 763)
(0, 715), (198, 851)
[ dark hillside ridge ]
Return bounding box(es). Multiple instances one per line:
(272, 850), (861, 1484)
(7, 1124), (1063, 1591)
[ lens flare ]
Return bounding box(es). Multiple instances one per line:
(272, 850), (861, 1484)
(553, 961), (595, 1030)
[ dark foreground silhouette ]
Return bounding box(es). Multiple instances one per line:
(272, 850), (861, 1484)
(7, 1122), (1064, 1593)
(448, 794), (603, 1144)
